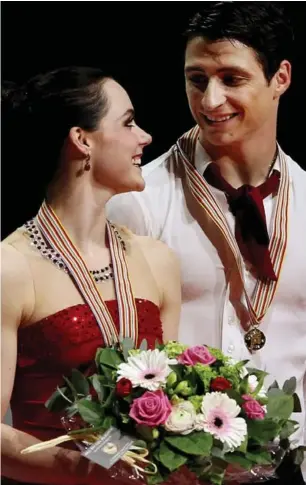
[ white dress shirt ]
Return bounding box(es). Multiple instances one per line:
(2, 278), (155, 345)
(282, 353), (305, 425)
(106, 140), (306, 476)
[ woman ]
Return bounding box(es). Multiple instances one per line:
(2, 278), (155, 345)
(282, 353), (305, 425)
(1, 66), (181, 485)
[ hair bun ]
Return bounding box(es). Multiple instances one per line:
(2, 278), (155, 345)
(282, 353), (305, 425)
(1, 80), (29, 113)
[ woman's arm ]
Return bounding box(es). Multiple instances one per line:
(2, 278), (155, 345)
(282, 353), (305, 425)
(139, 238), (181, 342)
(1, 244), (117, 485)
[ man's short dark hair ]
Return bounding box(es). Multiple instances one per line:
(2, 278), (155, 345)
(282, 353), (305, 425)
(184, 2), (294, 82)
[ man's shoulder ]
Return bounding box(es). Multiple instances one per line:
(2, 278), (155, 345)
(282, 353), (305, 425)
(286, 153), (306, 185)
(287, 155), (306, 175)
(141, 146), (176, 184)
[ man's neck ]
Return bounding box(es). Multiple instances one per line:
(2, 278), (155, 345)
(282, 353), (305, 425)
(200, 134), (278, 188)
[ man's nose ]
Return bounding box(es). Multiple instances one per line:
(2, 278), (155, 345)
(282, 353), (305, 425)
(201, 79), (226, 111)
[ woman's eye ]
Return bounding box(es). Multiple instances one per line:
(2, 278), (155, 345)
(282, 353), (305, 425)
(125, 118), (136, 128)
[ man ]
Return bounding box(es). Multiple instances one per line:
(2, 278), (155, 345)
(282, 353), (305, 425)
(106, 3), (306, 483)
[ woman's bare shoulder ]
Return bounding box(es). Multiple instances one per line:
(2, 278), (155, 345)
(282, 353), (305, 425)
(1, 228), (34, 281)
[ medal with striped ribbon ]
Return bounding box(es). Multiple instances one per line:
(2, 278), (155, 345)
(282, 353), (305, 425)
(36, 201), (138, 347)
(174, 126), (289, 352)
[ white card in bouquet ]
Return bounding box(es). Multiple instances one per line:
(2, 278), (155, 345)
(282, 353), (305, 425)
(81, 427), (135, 469)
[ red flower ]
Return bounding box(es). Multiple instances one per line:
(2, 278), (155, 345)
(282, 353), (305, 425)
(210, 377), (232, 392)
(115, 378), (132, 397)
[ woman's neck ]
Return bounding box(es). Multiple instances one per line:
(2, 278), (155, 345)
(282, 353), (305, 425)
(46, 176), (111, 255)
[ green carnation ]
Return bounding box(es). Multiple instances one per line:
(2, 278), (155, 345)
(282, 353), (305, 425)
(194, 363), (217, 390)
(219, 365), (240, 390)
(188, 395), (203, 412)
(128, 349), (141, 357)
(206, 346), (230, 364)
(164, 341), (188, 359)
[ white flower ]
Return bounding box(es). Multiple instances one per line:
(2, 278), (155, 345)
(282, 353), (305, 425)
(165, 401), (196, 435)
(197, 392), (247, 451)
(247, 375), (267, 398)
(117, 349), (173, 391)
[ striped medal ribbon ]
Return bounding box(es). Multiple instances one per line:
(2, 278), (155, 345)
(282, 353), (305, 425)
(175, 126), (289, 352)
(36, 200), (138, 347)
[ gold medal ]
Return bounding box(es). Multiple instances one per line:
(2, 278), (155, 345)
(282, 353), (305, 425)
(244, 327), (266, 352)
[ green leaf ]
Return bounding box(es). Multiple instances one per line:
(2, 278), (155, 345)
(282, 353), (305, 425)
(71, 368), (90, 396)
(121, 415), (130, 425)
(165, 431), (213, 456)
(62, 376), (77, 398)
(68, 423), (105, 436)
(293, 392), (302, 412)
(154, 442), (188, 472)
(268, 380), (279, 391)
(76, 399), (104, 425)
(103, 415), (116, 430)
(292, 447), (305, 466)
(90, 375), (105, 402)
(98, 348), (123, 369)
(102, 388), (115, 409)
(65, 401), (80, 418)
(279, 420), (299, 440)
(238, 435), (248, 453)
(282, 377), (297, 395)
(133, 439), (147, 448)
(247, 419), (281, 445)
(45, 386), (71, 412)
(266, 390), (294, 420)
(223, 453), (253, 470)
(139, 339), (148, 351)
(147, 470), (166, 485)
(246, 368), (269, 379)
(155, 339), (163, 350)
(208, 472), (225, 485)
(100, 364), (115, 381)
(121, 337), (135, 361)
(136, 425), (155, 442)
(245, 450), (273, 465)
(211, 447), (225, 459)
(225, 389), (244, 405)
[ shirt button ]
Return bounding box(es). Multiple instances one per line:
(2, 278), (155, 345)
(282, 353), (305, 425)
(228, 316), (235, 325)
(227, 344), (235, 353)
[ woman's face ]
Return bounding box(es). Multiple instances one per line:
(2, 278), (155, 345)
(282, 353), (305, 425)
(89, 79), (152, 195)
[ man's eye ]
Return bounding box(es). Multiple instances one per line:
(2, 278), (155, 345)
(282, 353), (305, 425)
(188, 75), (208, 86)
(223, 75), (244, 86)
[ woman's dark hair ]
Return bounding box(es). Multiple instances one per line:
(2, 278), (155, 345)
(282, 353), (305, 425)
(184, 2), (294, 83)
(1, 66), (111, 236)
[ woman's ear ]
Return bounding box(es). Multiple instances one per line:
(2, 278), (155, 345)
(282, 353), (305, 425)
(68, 126), (91, 157)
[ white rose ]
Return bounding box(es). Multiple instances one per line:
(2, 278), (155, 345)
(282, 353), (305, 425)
(165, 401), (196, 435)
(193, 413), (206, 431)
(248, 375), (267, 398)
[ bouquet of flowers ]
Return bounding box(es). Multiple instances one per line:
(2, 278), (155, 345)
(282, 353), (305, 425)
(21, 340), (304, 485)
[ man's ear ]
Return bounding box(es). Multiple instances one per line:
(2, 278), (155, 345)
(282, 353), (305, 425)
(273, 60), (291, 99)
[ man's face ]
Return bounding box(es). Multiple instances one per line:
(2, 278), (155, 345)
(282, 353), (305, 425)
(184, 37), (290, 149)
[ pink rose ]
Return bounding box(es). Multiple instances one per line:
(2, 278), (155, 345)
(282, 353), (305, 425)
(129, 390), (172, 427)
(178, 345), (216, 366)
(242, 395), (266, 420)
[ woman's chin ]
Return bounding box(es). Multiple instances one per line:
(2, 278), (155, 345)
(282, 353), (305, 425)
(115, 177), (145, 195)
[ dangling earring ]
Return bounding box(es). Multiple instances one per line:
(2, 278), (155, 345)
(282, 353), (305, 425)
(84, 153), (91, 171)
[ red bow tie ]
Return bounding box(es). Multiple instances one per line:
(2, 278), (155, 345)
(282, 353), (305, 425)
(204, 163), (280, 280)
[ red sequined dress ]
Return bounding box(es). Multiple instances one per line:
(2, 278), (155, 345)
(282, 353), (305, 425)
(11, 299), (163, 442)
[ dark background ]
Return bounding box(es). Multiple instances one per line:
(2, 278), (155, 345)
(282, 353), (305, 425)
(1, 2), (306, 238)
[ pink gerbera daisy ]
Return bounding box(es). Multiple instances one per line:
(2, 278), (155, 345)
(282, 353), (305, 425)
(195, 392), (247, 451)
